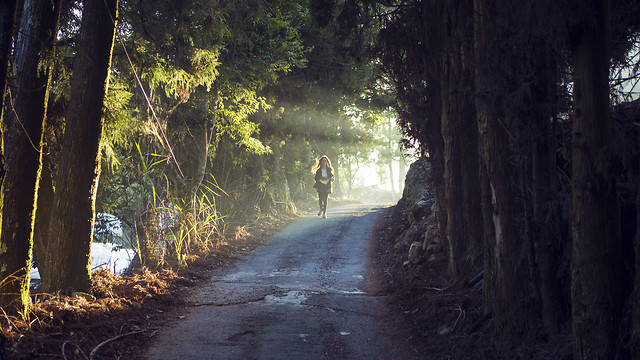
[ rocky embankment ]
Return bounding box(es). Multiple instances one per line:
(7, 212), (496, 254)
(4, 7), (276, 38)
(394, 157), (444, 265)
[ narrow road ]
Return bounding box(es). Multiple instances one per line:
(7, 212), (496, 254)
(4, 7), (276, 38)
(145, 203), (414, 360)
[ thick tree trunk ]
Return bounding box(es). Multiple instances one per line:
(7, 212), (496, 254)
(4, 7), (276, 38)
(421, 0), (447, 243)
(0, 0), (18, 257)
(570, 1), (622, 358)
(474, 0), (536, 349)
(44, 0), (117, 293)
(0, 0), (61, 313)
(441, 0), (482, 279)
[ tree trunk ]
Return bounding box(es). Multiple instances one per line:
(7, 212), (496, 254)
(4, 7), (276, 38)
(420, 0), (447, 244)
(0, 0), (18, 256)
(32, 151), (54, 284)
(474, 0), (536, 349)
(570, 1), (622, 358)
(0, 0), (17, 119)
(0, 0), (61, 313)
(529, 44), (564, 335)
(441, 0), (482, 279)
(44, 0), (118, 293)
(633, 175), (640, 357)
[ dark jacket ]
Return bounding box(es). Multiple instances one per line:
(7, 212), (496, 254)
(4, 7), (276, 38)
(314, 168), (334, 194)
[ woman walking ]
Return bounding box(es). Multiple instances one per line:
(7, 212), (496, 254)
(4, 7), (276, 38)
(312, 155), (334, 218)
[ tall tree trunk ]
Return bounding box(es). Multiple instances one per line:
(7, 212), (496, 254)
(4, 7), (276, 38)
(421, 0), (447, 243)
(570, 1), (622, 358)
(43, 0), (118, 293)
(0, 0), (17, 119)
(529, 40), (564, 335)
(633, 173), (640, 357)
(0, 0), (61, 313)
(32, 151), (54, 284)
(474, 0), (536, 349)
(0, 0), (18, 251)
(531, 116), (564, 335)
(441, 0), (482, 279)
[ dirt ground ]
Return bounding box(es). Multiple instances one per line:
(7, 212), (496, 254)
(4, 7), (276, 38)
(4, 202), (571, 359)
(370, 205), (574, 360)
(369, 205), (491, 359)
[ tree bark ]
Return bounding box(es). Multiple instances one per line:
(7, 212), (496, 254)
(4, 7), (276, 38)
(474, 0), (536, 349)
(420, 0), (447, 244)
(0, 0), (61, 313)
(441, 0), (482, 279)
(633, 175), (640, 357)
(570, 1), (622, 358)
(529, 45), (564, 335)
(0, 0), (17, 120)
(0, 0), (18, 258)
(32, 151), (54, 284)
(44, 0), (118, 293)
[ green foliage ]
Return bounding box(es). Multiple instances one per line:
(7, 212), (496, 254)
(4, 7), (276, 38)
(64, 0), (397, 272)
(102, 80), (138, 170)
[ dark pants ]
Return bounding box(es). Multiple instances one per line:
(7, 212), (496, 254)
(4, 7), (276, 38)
(318, 192), (329, 214)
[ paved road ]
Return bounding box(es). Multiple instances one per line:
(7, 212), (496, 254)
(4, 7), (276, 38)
(145, 203), (413, 360)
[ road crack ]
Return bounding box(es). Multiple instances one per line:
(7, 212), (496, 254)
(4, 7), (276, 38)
(190, 288), (280, 307)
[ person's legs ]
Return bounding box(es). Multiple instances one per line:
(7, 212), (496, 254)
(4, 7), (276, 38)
(319, 192), (328, 218)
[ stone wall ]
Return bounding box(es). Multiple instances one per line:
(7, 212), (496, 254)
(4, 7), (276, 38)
(395, 157), (444, 265)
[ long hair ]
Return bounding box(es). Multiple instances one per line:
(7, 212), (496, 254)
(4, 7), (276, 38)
(311, 155), (334, 174)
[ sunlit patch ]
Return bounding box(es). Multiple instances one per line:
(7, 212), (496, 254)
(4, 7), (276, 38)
(264, 290), (308, 306)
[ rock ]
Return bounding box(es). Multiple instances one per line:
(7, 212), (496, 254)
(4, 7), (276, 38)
(424, 225), (440, 242)
(400, 157), (431, 218)
(403, 224), (421, 245)
(408, 198), (430, 224)
(426, 242), (442, 255)
(408, 241), (426, 264)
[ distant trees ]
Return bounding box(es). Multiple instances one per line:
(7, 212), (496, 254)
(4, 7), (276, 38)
(369, 0), (640, 357)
